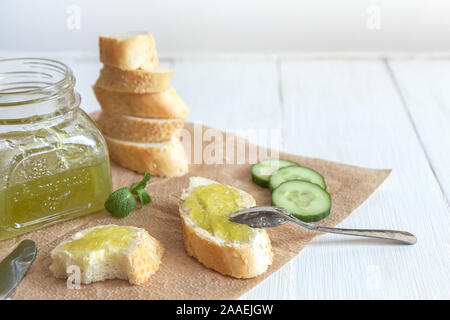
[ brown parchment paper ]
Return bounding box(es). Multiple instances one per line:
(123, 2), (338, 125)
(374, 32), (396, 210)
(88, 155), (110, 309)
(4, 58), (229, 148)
(1, 122), (390, 300)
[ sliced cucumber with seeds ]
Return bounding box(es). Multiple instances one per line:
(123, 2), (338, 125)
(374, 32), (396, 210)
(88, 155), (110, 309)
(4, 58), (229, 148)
(272, 180), (331, 222)
(269, 165), (326, 190)
(251, 158), (299, 188)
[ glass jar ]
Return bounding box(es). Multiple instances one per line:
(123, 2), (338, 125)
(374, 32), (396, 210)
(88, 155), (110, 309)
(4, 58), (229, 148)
(0, 58), (112, 240)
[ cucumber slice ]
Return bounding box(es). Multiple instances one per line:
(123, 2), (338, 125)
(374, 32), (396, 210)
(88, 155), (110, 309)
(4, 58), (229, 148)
(251, 159), (299, 188)
(269, 165), (326, 190)
(272, 180), (331, 222)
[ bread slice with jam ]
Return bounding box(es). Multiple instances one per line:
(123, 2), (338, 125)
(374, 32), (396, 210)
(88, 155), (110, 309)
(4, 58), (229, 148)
(50, 225), (164, 285)
(179, 177), (273, 278)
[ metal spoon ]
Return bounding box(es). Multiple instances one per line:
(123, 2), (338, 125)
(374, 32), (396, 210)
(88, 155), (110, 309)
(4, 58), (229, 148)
(229, 206), (417, 245)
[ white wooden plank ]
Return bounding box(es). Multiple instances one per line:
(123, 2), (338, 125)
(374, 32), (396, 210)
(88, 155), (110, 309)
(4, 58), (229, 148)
(171, 57), (283, 148)
(387, 59), (450, 204)
(275, 59), (450, 299)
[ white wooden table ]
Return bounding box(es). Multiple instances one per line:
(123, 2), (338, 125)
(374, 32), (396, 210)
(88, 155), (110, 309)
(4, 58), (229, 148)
(7, 52), (450, 299)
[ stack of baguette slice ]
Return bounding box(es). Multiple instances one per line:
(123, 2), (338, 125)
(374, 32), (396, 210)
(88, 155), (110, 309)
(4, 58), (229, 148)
(93, 31), (189, 177)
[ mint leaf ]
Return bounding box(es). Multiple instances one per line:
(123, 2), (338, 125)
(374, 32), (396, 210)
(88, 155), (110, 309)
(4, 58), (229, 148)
(130, 172), (151, 195)
(136, 189), (152, 207)
(105, 172), (152, 218)
(104, 187), (137, 218)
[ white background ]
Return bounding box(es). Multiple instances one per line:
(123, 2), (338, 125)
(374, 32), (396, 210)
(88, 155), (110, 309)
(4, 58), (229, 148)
(1, 0), (450, 54)
(1, 0), (449, 300)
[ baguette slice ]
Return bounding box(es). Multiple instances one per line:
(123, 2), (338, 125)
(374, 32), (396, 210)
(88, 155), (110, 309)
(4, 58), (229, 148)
(93, 86), (189, 119)
(105, 135), (188, 177)
(99, 31), (158, 71)
(95, 65), (173, 93)
(179, 177), (273, 278)
(50, 225), (164, 285)
(96, 111), (184, 143)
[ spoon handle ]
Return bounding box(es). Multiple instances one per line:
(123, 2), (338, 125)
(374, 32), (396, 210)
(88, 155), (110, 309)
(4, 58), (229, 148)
(292, 218), (417, 245)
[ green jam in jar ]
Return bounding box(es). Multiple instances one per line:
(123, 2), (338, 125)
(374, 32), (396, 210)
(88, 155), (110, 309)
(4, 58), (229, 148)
(0, 160), (111, 237)
(0, 58), (112, 239)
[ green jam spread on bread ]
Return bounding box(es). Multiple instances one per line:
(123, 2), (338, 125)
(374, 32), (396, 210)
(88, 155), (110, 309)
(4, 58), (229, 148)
(185, 184), (253, 242)
(60, 225), (135, 265)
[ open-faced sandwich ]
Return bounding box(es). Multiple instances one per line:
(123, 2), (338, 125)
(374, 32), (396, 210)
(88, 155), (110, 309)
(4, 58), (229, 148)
(50, 225), (164, 285)
(179, 177), (273, 278)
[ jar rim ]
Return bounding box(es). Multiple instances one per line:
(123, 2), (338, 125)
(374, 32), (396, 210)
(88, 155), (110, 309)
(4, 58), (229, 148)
(0, 57), (75, 107)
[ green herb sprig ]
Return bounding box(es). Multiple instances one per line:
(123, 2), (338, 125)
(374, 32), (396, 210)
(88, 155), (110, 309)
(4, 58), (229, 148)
(105, 172), (152, 218)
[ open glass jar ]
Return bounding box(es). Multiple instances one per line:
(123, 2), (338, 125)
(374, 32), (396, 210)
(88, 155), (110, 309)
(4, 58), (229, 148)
(0, 58), (112, 240)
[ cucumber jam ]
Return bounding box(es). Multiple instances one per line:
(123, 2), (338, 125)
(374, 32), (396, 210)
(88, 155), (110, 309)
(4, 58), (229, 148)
(185, 184), (253, 242)
(0, 160), (111, 238)
(59, 225), (135, 267)
(0, 58), (112, 239)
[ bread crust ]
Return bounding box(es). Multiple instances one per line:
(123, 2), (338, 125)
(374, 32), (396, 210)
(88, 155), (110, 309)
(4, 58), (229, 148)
(96, 111), (184, 143)
(128, 230), (165, 285)
(179, 178), (273, 278)
(95, 65), (173, 93)
(105, 135), (188, 177)
(99, 32), (159, 70)
(93, 86), (189, 119)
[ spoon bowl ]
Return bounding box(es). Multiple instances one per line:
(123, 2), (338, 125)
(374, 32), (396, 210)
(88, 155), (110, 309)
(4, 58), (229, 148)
(229, 206), (292, 228)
